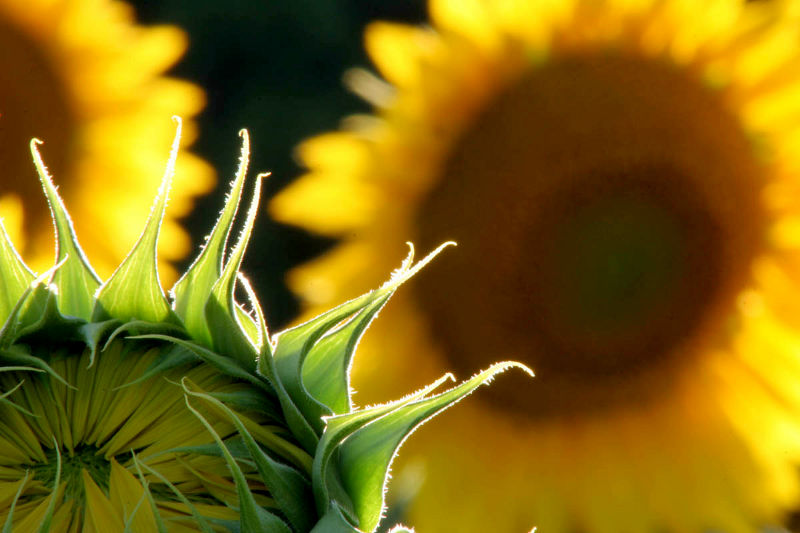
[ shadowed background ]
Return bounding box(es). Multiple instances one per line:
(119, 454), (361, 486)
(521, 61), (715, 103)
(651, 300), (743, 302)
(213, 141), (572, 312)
(130, 0), (425, 329)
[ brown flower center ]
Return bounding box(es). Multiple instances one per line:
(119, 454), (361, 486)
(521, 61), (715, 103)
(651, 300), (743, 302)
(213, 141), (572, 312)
(0, 18), (75, 256)
(414, 52), (767, 418)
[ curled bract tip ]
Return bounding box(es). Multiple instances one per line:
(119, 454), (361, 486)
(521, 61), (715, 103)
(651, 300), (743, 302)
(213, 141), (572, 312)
(384, 241), (456, 290)
(508, 361), (534, 378)
(29, 139), (49, 175)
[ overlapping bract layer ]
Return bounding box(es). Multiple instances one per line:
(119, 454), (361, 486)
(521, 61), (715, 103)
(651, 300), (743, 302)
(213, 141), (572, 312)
(0, 122), (528, 532)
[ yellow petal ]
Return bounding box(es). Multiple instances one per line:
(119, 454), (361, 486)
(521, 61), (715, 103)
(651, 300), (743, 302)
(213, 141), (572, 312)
(108, 458), (158, 533)
(83, 469), (124, 533)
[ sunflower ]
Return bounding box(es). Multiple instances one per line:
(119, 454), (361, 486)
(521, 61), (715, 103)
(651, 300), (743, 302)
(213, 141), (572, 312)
(0, 0), (212, 282)
(0, 126), (523, 531)
(270, 0), (800, 531)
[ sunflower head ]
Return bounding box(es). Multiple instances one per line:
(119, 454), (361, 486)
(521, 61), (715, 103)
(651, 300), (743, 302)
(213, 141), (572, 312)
(0, 121), (528, 532)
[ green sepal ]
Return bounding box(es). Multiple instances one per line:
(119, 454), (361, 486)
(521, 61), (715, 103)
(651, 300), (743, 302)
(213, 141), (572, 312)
(312, 375), (453, 521)
(271, 243), (453, 436)
(2, 470), (30, 533)
(132, 455), (214, 533)
(165, 435), (250, 460)
(103, 320), (186, 352)
(205, 175), (266, 369)
(204, 388), (282, 423)
(239, 273), (271, 358)
(178, 378), (310, 474)
(130, 453), (170, 533)
(244, 267), (320, 456)
(0, 374), (41, 417)
(31, 139), (100, 320)
(183, 381), (316, 533)
(271, 293), (385, 434)
(77, 320), (122, 367)
(172, 130), (250, 346)
(183, 386), (292, 533)
(13, 282), (85, 344)
(235, 292), (263, 349)
(257, 330), (320, 455)
(114, 343), (199, 390)
(0, 260), (85, 348)
(93, 119), (182, 325)
(0, 396), (36, 419)
(132, 334), (273, 395)
(38, 437), (61, 533)
(310, 503), (360, 533)
(0, 221), (34, 328)
(302, 299), (389, 415)
(0, 345), (71, 389)
(336, 362), (532, 533)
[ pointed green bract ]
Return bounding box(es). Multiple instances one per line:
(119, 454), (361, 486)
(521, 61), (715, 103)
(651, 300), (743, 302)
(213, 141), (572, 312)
(31, 139), (100, 321)
(94, 118), (182, 324)
(205, 175), (267, 368)
(38, 437), (62, 533)
(310, 503), (360, 533)
(132, 457), (214, 533)
(301, 300), (387, 415)
(270, 243), (455, 437)
(0, 222), (34, 327)
(182, 379), (315, 532)
(336, 362), (532, 532)
(311, 374), (454, 521)
(183, 394), (292, 533)
(2, 471), (30, 533)
(172, 130), (251, 346)
(0, 132), (531, 533)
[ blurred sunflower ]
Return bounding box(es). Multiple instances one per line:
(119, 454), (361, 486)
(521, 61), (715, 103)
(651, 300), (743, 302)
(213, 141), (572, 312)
(271, 0), (800, 531)
(0, 0), (211, 281)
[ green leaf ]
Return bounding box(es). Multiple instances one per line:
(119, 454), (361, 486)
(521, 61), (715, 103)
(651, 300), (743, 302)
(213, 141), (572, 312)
(30, 139), (100, 320)
(93, 118), (182, 325)
(336, 362), (532, 533)
(205, 173), (268, 369)
(0, 220), (34, 328)
(183, 381), (316, 533)
(172, 130), (251, 345)
(183, 390), (292, 533)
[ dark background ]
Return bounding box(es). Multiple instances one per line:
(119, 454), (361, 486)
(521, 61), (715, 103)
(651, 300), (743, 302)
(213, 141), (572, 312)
(130, 0), (427, 329)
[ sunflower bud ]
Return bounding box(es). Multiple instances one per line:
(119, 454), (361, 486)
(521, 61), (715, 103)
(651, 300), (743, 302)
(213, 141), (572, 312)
(0, 121), (528, 532)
